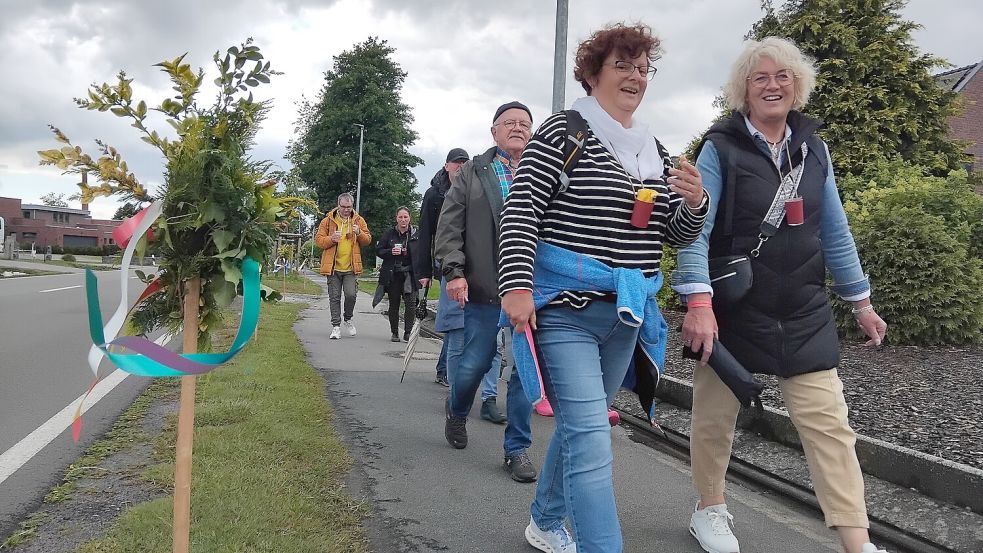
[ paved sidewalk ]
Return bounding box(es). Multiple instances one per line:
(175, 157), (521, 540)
(295, 287), (845, 552)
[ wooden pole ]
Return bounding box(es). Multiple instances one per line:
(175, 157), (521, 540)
(173, 277), (200, 553)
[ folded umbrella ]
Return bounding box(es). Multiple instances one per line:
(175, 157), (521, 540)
(400, 286), (431, 382)
(371, 283), (386, 308)
(682, 339), (763, 407)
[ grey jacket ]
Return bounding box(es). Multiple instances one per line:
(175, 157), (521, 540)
(434, 146), (505, 304)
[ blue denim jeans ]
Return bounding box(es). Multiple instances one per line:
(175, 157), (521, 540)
(481, 330), (504, 401)
(445, 303), (532, 456)
(435, 340), (448, 380)
(440, 328), (499, 396)
(531, 301), (640, 553)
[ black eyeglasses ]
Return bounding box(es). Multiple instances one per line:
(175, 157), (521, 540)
(605, 60), (657, 80)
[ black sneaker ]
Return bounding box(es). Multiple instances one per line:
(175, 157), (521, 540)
(504, 451), (538, 483)
(391, 333), (400, 342)
(480, 398), (507, 424)
(403, 331), (410, 341)
(435, 375), (449, 387)
(445, 401), (468, 449)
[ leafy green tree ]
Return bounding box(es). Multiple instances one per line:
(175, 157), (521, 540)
(39, 192), (69, 207)
(292, 37), (423, 254)
(112, 201), (141, 220)
(747, 0), (966, 176)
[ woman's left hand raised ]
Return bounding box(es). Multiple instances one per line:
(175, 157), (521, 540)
(668, 156), (705, 209)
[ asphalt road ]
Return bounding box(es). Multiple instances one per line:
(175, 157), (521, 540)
(0, 266), (153, 538)
(295, 289), (845, 552)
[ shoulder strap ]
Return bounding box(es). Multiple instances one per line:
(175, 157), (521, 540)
(555, 110), (589, 197)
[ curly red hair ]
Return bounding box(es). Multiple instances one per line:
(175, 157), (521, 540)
(574, 23), (662, 94)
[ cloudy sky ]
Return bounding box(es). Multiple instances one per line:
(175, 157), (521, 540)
(0, 0), (979, 220)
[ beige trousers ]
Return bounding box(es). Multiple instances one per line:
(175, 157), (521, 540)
(689, 364), (869, 528)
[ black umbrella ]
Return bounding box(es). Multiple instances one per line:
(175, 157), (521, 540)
(682, 339), (763, 408)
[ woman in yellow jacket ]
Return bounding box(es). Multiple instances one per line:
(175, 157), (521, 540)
(315, 192), (373, 339)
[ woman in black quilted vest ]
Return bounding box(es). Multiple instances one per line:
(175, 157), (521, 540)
(672, 37), (888, 553)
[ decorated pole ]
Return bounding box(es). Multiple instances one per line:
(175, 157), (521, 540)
(173, 277), (200, 553)
(39, 39), (312, 553)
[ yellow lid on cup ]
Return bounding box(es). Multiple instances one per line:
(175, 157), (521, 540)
(636, 188), (657, 203)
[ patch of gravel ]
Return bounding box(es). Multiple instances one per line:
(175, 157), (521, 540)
(4, 386), (176, 553)
(663, 310), (983, 470)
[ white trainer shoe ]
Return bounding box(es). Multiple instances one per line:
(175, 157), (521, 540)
(329, 326), (341, 340)
(344, 319), (357, 336)
(689, 502), (740, 553)
(861, 544), (888, 553)
(524, 517), (576, 553)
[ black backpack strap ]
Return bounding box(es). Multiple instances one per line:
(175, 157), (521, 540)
(556, 109), (589, 197)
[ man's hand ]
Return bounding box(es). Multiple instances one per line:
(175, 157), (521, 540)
(418, 278), (431, 288)
(446, 277), (468, 307)
(353, 225), (361, 236)
(502, 290), (536, 333)
(331, 230), (342, 243)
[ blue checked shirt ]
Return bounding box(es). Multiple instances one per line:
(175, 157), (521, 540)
(492, 147), (517, 199)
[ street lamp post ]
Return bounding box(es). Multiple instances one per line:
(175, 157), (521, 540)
(354, 123), (365, 213)
(552, 0), (569, 113)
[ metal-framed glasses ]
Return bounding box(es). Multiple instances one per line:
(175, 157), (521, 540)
(495, 119), (532, 131)
(606, 60), (657, 80)
(748, 70), (795, 88)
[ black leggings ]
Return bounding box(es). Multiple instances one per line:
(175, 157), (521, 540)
(387, 270), (414, 335)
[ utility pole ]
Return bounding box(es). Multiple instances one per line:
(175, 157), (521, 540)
(354, 124), (365, 213)
(552, 0), (569, 113)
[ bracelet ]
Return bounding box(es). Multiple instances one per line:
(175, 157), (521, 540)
(851, 304), (874, 316)
(687, 300), (713, 310)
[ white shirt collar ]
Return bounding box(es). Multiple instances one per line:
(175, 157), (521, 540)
(743, 115), (791, 144)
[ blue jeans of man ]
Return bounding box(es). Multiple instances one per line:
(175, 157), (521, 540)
(441, 331), (502, 398)
(531, 301), (639, 553)
(445, 303), (532, 456)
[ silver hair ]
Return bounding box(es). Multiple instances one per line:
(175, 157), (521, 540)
(721, 36), (817, 114)
(337, 192), (354, 205)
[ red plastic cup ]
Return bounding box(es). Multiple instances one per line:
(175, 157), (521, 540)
(630, 199), (654, 228)
(785, 197), (804, 226)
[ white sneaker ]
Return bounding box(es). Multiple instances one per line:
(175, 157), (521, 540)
(524, 517), (576, 553)
(344, 320), (357, 336)
(861, 544), (888, 553)
(689, 502), (740, 553)
(330, 326), (341, 340)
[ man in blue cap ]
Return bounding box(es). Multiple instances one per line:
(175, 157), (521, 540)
(435, 101), (537, 482)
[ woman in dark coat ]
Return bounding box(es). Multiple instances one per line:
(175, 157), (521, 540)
(376, 206), (418, 342)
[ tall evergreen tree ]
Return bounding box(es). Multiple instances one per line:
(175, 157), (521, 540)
(748, 0), (965, 177)
(293, 37), (422, 250)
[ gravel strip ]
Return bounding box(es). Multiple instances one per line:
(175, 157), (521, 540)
(663, 310), (983, 470)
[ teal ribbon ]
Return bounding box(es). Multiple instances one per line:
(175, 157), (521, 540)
(85, 257), (261, 377)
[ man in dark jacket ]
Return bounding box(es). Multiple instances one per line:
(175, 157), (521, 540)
(414, 149), (469, 387)
(434, 101), (536, 483)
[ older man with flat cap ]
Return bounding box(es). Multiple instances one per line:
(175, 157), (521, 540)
(435, 101), (537, 483)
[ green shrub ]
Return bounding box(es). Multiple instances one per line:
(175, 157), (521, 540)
(62, 254), (77, 262)
(657, 246), (680, 311)
(300, 239), (321, 261)
(835, 203), (983, 345)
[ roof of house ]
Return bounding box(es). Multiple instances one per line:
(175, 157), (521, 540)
(21, 204), (91, 216)
(935, 61), (983, 92)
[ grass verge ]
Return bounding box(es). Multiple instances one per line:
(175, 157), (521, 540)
(0, 267), (61, 278)
(261, 271), (322, 296)
(76, 301), (368, 553)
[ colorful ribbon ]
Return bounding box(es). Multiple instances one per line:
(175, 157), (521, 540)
(74, 201), (262, 440)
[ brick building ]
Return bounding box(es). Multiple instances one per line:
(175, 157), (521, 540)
(936, 60), (983, 173)
(0, 196), (122, 249)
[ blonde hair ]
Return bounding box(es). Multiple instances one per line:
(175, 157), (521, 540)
(722, 36), (817, 114)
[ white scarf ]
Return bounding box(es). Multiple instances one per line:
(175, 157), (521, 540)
(571, 96), (664, 182)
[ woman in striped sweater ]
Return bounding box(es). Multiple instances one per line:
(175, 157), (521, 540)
(499, 23), (708, 553)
